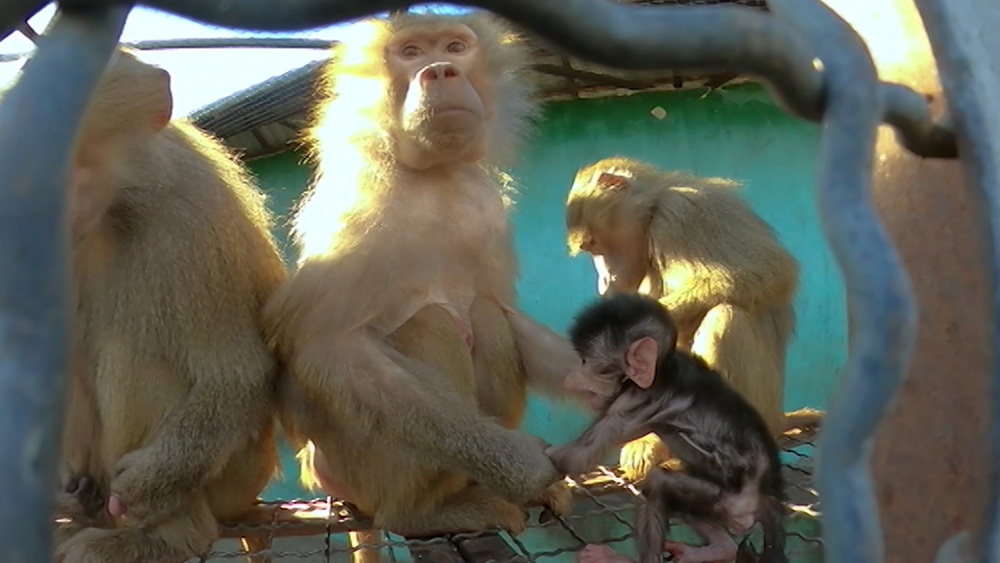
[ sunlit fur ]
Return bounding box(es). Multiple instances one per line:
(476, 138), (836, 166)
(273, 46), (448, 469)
(293, 11), (536, 261)
(564, 155), (803, 481)
(37, 49), (286, 563)
(263, 11), (577, 551)
(566, 156), (741, 256)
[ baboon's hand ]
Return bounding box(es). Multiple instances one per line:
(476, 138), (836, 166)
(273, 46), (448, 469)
(531, 480), (573, 521)
(58, 475), (106, 522)
(513, 433), (563, 503)
(545, 443), (592, 477)
(523, 433), (552, 451)
(109, 445), (192, 522)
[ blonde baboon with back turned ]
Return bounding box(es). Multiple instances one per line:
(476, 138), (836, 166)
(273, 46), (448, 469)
(28, 48), (288, 563)
(565, 155), (815, 481)
(263, 11), (579, 559)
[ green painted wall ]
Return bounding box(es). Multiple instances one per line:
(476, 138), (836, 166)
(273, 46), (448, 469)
(248, 150), (312, 266)
(247, 84), (840, 561)
(508, 86), (845, 448)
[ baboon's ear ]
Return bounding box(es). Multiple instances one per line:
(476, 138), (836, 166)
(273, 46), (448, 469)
(595, 172), (631, 192)
(149, 66), (173, 133)
(625, 336), (657, 389)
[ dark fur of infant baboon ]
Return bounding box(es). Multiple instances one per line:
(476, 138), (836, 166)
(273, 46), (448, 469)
(548, 294), (787, 563)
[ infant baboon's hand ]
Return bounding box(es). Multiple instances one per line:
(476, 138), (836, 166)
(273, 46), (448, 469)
(545, 444), (591, 477)
(109, 446), (190, 522)
(523, 433), (553, 451)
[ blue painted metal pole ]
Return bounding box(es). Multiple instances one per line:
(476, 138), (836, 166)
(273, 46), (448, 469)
(766, 3), (919, 563)
(0, 4), (128, 562)
(911, 3), (1000, 562)
(0, 0), (48, 43)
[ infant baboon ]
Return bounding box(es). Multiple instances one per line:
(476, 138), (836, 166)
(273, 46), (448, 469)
(549, 294), (787, 563)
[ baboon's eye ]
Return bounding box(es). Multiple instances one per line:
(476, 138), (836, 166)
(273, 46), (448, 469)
(401, 44), (421, 58)
(446, 40), (467, 53)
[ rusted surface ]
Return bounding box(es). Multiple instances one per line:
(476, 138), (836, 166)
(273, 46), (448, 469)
(823, 2), (993, 562)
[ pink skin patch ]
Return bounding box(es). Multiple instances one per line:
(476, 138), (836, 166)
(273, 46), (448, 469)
(663, 540), (687, 559)
(576, 544), (633, 563)
(575, 540), (738, 563)
(663, 535), (737, 563)
(451, 315), (474, 351)
(107, 494), (126, 517)
(313, 449), (354, 503)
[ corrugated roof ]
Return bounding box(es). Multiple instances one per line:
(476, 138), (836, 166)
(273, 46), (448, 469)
(190, 0), (767, 159)
(190, 60), (323, 141)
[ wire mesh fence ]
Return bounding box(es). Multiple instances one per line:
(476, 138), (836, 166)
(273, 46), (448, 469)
(181, 425), (823, 563)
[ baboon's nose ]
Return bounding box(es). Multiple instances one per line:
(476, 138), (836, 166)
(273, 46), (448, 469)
(418, 62), (460, 82)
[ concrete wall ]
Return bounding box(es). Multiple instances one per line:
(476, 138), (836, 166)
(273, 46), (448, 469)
(248, 84), (845, 513)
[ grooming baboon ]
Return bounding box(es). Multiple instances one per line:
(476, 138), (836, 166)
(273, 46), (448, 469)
(33, 49), (287, 563)
(263, 11), (577, 552)
(566, 156), (809, 481)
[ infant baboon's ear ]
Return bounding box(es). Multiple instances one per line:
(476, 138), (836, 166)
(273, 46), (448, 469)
(625, 336), (658, 389)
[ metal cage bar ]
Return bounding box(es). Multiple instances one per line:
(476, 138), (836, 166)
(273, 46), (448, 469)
(911, 3), (1000, 562)
(0, 37), (340, 62)
(0, 1), (987, 563)
(763, 5), (917, 563)
(0, 5), (129, 561)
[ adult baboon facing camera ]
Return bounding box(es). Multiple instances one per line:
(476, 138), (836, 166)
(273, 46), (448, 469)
(263, 10), (578, 552)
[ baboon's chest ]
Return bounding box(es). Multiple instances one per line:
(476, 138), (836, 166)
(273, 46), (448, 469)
(403, 183), (506, 259)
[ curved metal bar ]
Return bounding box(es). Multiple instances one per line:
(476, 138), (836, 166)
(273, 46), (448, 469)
(0, 0), (960, 158)
(881, 82), (958, 159)
(910, 3), (1000, 562)
(137, 0), (827, 121)
(766, 2), (919, 563)
(0, 3), (128, 559)
(0, 36), (339, 63)
(126, 36), (337, 50)
(112, 0), (963, 157)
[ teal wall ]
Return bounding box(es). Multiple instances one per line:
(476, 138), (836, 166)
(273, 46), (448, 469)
(248, 150), (312, 266)
(507, 86), (846, 448)
(248, 86), (842, 558)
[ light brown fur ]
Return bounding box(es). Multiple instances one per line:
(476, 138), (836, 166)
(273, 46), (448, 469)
(32, 49), (287, 562)
(566, 155), (808, 481)
(263, 11), (576, 550)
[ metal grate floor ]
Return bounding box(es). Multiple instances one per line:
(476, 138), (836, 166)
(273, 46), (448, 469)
(194, 424), (822, 563)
